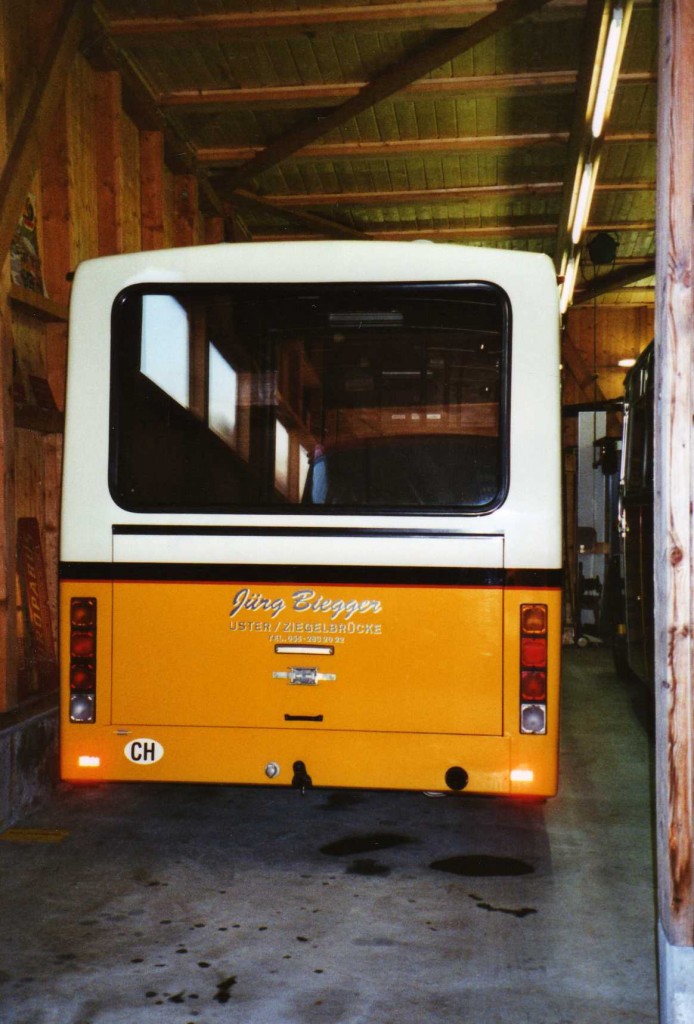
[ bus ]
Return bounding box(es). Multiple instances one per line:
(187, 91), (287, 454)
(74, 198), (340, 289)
(615, 341), (654, 689)
(60, 240), (562, 797)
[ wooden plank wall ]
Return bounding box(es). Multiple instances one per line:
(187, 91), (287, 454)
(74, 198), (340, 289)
(0, 0), (211, 714)
(563, 304), (654, 407)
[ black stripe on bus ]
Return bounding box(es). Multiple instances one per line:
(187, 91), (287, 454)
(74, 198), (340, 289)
(112, 525), (497, 539)
(60, 562), (561, 589)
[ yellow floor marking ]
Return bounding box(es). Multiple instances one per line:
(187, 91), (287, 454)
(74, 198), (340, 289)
(0, 828), (69, 844)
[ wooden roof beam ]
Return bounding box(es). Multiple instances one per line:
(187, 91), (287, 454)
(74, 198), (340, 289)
(247, 218), (653, 242)
(159, 70), (654, 112)
(221, 0), (554, 192)
(200, 130), (655, 168)
(103, 1), (587, 41)
(572, 258), (656, 303)
(228, 191), (370, 240)
(246, 179), (654, 209)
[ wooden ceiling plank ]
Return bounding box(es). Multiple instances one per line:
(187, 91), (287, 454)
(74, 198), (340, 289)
(220, 0), (554, 191)
(0, 0), (91, 264)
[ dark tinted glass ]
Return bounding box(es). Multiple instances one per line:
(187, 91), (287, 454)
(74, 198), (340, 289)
(110, 283), (510, 513)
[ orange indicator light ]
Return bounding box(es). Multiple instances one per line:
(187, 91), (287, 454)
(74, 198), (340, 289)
(520, 604), (547, 635)
(510, 768), (534, 783)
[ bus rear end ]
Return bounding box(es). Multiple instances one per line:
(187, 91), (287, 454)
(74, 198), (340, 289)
(60, 241), (561, 797)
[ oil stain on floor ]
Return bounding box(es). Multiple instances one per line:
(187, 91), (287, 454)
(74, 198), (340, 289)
(429, 854), (534, 877)
(320, 833), (414, 856)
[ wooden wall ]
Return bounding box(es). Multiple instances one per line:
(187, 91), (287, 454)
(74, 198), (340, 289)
(563, 304), (654, 406)
(0, 0), (211, 713)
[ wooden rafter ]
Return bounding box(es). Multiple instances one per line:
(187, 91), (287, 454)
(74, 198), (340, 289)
(220, 0), (554, 191)
(159, 70), (654, 111)
(201, 130), (655, 168)
(104, 0), (587, 41)
(229, 190), (369, 240)
(241, 179), (654, 209)
(250, 218), (653, 243)
(251, 222), (559, 242)
(572, 259), (655, 304)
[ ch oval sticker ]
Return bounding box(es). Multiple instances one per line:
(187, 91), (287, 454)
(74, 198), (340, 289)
(125, 738), (164, 764)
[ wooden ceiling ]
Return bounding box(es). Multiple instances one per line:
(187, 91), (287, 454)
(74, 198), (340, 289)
(86, 0), (658, 308)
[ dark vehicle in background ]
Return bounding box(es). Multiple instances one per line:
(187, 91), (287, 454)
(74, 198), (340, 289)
(615, 342), (654, 688)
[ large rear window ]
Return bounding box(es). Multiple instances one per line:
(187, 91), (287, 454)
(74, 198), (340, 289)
(109, 282), (510, 514)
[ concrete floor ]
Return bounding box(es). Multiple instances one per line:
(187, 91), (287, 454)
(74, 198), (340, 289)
(0, 646), (657, 1024)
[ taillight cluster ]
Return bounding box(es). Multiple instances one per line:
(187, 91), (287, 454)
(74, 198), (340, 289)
(69, 598), (97, 723)
(519, 603), (547, 735)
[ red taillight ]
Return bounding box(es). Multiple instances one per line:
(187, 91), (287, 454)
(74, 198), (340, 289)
(70, 632), (95, 659)
(520, 636), (547, 669)
(519, 604), (548, 735)
(69, 598), (97, 723)
(70, 663), (95, 691)
(71, 598), (96, 628)
(521, 670), (547, 702)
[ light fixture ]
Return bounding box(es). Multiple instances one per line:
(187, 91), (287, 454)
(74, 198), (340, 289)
(571, 163), (594, 245)
(559, 257), (579, 314)
(592, 6), (625, 139)
(587, 230), (618, 266)
(618, 357), (636, 368)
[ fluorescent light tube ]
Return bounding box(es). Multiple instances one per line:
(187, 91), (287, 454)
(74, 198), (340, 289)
(560, 258), (578, 314)
(592, 6), (625, 138)
(571, 164), (594, 245)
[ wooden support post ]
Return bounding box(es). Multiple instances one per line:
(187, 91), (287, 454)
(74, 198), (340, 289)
(140, 130), (165, 251)
(173, 174), (199, 247)
(0, 0), (88, 268)
(0, 308), (17, 712)
(95, 71), (124, 256)
(655, 0), (694, 1018)
(40, 99), (71, 306)
(40, 99), (71, 413)
(204, 217), (225, 244)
